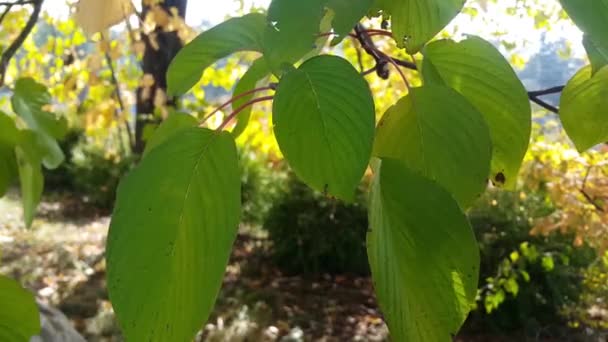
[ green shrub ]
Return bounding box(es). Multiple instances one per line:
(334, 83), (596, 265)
(465, 189), (597, 336)
(239, 147), (288, 226)
(45, 130), (134, 210)
(264, 173), (369, 275)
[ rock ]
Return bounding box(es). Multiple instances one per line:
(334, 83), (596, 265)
(30, 301), (86, 342)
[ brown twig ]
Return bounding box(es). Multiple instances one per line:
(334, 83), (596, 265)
(580, 165), (605, 212)
(215, 96), (274, 131)
(103, 49), (133, 153)
(0, 0), (42, 87)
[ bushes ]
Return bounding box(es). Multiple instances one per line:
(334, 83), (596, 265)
(465, 189), (597, 335)
(264, 173), (370, 275)
(44, 129), (134, 210)
(239, 147), (288, 227)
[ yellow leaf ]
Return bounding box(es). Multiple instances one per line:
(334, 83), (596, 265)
(74, 0), (134, 36)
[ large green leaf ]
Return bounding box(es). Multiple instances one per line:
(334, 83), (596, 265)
(231, 57), (270, 138)
(167, 13), (267, 96)
(0, 275), (40, 341)
(0, 112), (19, 196)
(272, 55), (375, 200)
(367, 159), (479, 342)
(263, 0), (326, 74)
(584, 35), (608, 74)
(15, 131), (44, 228)
(326, 0), (373, 45)
(374, 85), (491, 208)
(107, 128), (241, 342)
(12, 78), (67, 170)
(143, 112), (198, 157)
(559, 0), (608, 59)
(0, 145), (16, 198)
(560, 65), (608, 152)
(422, 37), (531, 189)
(375, 0), (465, 53)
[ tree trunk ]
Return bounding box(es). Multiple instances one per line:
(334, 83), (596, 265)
(134, 0), (188, 154)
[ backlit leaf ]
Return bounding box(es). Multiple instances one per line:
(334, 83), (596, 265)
(375, 0), (466, 52)
(272, 55), (375, 200)
(368, 159), (479, 342)
(559, 65), (608, 151)
(107, 128), (241, 342)
(143, 112), (198, 157)
(15, 131), (44, 228)
(167, 13), (267, 96)
(231, 57), (270, 138)
(422, 37), (531, 189)
(263, 0), (326, 74)
(374, 85), (491, 208)
(559, 0), (608, 60)
(12, 78), (67, 170)
(584, 35), (608, 74)
(326, 0), (373, 45)
(74, 0), (133, 35)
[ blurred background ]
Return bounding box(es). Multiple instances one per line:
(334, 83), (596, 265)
(1, 0), (607, 341)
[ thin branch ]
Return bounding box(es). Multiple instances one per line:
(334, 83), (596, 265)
(0, 0), (42, 87)
(378, 50), (410, 89)
(355, 43), (365, 73)
(103, 49), (133, 152)
(365, 29), (393, 38)
(529, 96), (559, 113)
(0, 4), (14, 23)
(0, 0), (35, 5)
(201, 85), (275, 125)
(361, 67), (376, 76)
(354, 24), (390, 79)
(580, 165), (605, 212)
(528, 86), (565, 97)
(215, 96), (274, 131)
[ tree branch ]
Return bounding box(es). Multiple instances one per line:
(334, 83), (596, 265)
(353, 24), (567, 113)
(0, 0), (42, 87)
(103, 49), (133, 152)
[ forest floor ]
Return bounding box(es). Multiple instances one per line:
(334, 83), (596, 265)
(0, 192), (597, 342)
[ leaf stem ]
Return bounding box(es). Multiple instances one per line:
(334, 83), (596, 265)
(215, 96), (274, 131)
(364, 29), (393, 37)
(202, 85), (275, 126)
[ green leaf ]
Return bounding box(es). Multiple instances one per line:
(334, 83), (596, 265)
(326, 0), (373, 45)
(231, 57), (270, 138)
(0, 111), (20, 146)
(560, 65), (608, 151)
(367, 159), (479, 342)
(584, 35), (608, 74)
(0, 275), (40, 341)
(0, 112), (19, 196)
(272, 55), (375, 200)
(12, 78), (67, 170)
(0, 145), (16, 198)
(422, 37), (531, 189)
(376, 0), (465, 52)
(559, 0), (608, 59)
(167, 13), (267, 96)
(143, 112), (198, 157)
(263, 0), (326, 74)
(374, 85), (491, 208)
(15, 131), (44, 228)
(107, 127), (241, 342)
(541, 255), (555, 272)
